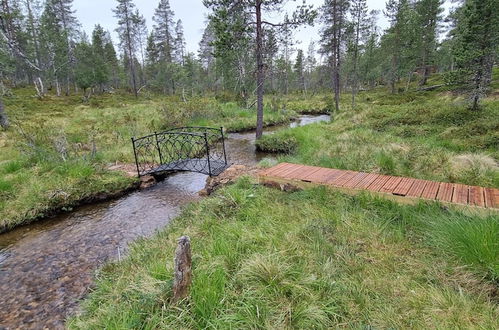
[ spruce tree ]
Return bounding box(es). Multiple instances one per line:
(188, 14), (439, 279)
(451, 0), (498, 110)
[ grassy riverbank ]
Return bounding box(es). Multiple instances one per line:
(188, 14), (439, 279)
(0, 89), (308, 231)
(70, 178), (499, 328)
(70, 82), (498, 328)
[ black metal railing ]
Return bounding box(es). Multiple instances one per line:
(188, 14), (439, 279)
(131, 127), (228, 177)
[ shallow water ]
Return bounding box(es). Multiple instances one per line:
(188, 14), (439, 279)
(0, 114), (329, 329)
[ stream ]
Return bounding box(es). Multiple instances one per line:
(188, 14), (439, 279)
(0, 114), (329, 329)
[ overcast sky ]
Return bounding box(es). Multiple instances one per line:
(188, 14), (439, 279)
(73, 0), (451, 56)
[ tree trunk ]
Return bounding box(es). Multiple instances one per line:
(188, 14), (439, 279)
(172, 236), (192, 303)
(0, 98), (9, 129)
(255, 0), (264, 139)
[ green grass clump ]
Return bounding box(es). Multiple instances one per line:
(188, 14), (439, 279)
(255, 132), (298, 154)
(69, 179), (499, 329)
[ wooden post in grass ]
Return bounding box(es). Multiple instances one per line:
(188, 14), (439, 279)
(172, 236), (192, 302)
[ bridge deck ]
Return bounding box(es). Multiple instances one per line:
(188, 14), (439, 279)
(145, 159), (228, 177)
(259, 163), (499, 211)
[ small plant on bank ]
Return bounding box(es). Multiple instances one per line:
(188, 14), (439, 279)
(255, 132), (298, 154)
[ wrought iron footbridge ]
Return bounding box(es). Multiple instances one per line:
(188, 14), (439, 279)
(131, 127), (229, 177)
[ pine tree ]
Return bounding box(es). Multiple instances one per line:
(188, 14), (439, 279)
(383, 0), (411, 93)
(113, 0), (139, 97)
(91, 24), (110, 91)
(451, 0), (498, 110)
(321, 0), (349, 112)
(415, 0), (443, 86)
(152, 0), (175, 63)
(74, 37), (95, 100)
(174, 19), (185, 65)
(205, 0), (315, 139)
(294, 49), (305, 93)
(348, 0), (368, 108)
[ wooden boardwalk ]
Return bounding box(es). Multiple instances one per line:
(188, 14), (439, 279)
(259, 163), (499, 211)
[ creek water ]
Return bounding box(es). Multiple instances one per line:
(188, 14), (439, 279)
(0, 114), (329, 329)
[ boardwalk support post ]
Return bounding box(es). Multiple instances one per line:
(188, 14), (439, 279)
(172, 236), (192, 303)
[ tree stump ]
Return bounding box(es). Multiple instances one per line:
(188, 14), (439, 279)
(172, 235), (192, 302)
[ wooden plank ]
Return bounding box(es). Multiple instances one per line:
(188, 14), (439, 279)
(452, 184), (469, 205)
(366, 175), (392, 192)
(301, 168), (336, 183)
(292, 166), (323, 181)
(380, 176), (403, 193)
(261, 162), (292, 176)
(392, 177), (416, 196)
(354, 173), (380, 189)
(469, 186), (485, 207)
(484, 188), (499, 209)
(264, 163), (295, 177)
(327, 171), (357, 187)
(343, 172), (369, 188)
(421, 181), (440, 200)
(276, 164), (306, 178)
(436, 182), (454, 203)
(321, 169), (348, 184)
(406, 179), (428, 198)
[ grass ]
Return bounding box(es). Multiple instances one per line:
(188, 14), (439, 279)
(0, 89), (306, 231)
(69, 178), (499, 329)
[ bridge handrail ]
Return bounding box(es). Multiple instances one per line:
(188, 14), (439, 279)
(132, 126), (223, 143)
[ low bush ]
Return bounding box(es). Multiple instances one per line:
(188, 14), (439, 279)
(255, 133), (298, 154)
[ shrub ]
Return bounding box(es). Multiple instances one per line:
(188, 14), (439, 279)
(255, 133), (298, 154)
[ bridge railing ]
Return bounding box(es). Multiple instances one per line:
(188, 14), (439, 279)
(131, 127), (228, 177)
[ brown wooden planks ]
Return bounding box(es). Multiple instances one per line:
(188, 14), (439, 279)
(327, 171), (357, 187)
(406, 179), (428, 198)
(301, 168), (335, 183)
(321, 169), (347, 184)
(295, 166), (321, 180)
(392, 177), (416, 196)
(276, 164), (306, 177)
(288, 166), (322, 181)
(343, 172), (369, 188)
(354, 173), (380, 189)
(452, 184), (469, 205)
(366, 175), (392, 192)
(260, 163), (498, 210)
(421, 181), (440, 200)
(260, 162), (290, 176)
(436, 182), (454, 203)
(380, 176), (403, 193)
(469, 186), (485, 207)
(484, 188), (499, 209)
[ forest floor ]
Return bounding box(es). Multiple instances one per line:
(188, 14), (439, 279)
(69, 75), (498, 328)
(0, 90), (326, 231)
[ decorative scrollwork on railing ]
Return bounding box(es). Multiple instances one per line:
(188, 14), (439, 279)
(131, 127), (228, 177)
